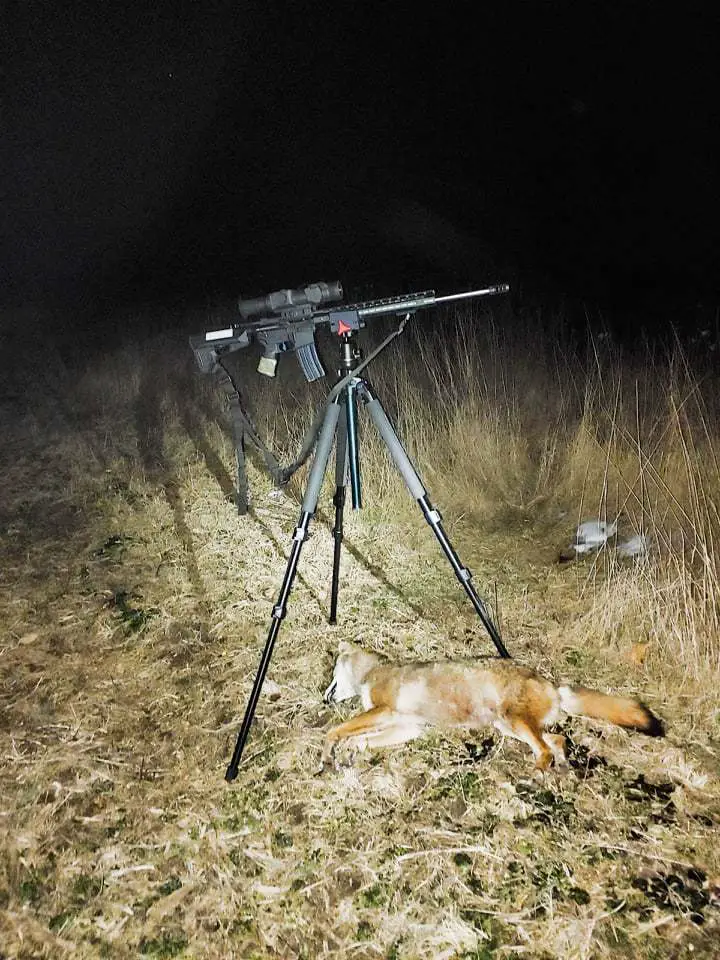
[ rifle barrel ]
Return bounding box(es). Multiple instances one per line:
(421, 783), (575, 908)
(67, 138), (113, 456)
(351, 284), (510, 319)
(434, 284), (510, 305)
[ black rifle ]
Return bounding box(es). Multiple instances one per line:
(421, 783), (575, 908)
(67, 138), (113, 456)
(190, 281), (510, 380)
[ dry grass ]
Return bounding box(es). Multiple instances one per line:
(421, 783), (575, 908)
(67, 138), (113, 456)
(1, 305), (719, 959)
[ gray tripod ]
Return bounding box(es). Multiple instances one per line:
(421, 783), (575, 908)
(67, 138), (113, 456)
(225, 331), (510, 781)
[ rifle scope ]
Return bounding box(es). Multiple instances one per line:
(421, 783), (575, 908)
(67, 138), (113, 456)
(238, 281), (343, 319)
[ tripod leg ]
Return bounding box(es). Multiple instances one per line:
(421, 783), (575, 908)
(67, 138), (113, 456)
(329, 411), (348, 625)
(225, 401), (341, 781)
(361, 388), (510, 659)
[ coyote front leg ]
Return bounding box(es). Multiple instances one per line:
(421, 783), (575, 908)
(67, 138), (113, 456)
(320, 706), (427, 770)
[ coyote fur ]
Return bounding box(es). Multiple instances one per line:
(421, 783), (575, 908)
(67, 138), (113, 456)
(321, 642), (664, 771)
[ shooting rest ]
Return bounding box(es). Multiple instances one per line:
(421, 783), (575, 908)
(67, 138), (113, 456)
(225, 322), (510, 782)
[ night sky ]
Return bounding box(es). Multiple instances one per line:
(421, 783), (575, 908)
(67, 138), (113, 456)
(2, 2), (718, 325)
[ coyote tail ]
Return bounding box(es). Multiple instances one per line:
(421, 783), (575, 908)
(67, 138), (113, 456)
(558, 685), (665, 738)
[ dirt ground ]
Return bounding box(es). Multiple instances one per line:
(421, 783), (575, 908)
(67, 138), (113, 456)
(1, 335), (719, 959)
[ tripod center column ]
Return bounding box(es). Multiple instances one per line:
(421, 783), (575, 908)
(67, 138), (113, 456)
(340, 335), (363, 510)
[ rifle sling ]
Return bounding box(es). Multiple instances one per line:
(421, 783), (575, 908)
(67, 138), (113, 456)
(214, 364), (285, 513)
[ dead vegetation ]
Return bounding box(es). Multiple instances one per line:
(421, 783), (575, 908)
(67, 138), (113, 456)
(1, 305), (719, 959)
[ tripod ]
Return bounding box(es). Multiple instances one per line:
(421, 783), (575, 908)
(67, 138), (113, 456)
(225, 328), (510, 781)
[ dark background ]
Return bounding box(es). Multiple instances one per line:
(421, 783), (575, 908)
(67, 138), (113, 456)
(2, 2), (718, 333)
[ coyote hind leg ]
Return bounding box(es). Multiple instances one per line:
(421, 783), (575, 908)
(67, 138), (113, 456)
(542, 732), (568, 768)
(494, 712), (555, 771)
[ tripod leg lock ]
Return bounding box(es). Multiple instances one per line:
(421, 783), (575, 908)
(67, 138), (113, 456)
(292, 525), (308, 543)
(458, 567), (472, 583)
(271, 604), (286, 621)
(426, 507), (442, 523)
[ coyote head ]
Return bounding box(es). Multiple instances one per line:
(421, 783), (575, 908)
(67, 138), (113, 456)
(323, 641), (382, 703)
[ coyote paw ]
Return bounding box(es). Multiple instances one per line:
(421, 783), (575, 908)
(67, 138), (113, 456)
(333, 742), (359, 770)
(318, 740), (360, 774)
(316, 756), (354, 775)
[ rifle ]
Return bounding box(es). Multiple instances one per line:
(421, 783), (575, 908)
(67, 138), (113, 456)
(190, 280), (510, 381)
(189, 280), (509, 513)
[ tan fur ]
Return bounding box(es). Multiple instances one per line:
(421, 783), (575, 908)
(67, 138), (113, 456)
(321, 642), (664, 772)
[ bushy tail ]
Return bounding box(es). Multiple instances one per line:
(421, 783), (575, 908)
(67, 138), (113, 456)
(558, 685), (665, 737)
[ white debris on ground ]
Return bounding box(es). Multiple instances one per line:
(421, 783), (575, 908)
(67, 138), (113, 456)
(558, 519), (651, 563)
(616, 532), (652, 559)
(573, 519), (618, 554)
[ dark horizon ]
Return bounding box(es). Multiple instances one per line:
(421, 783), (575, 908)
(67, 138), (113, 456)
(2, 3), (718, 331)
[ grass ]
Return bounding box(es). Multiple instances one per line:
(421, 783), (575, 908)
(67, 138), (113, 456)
(0, 302), (719, 958)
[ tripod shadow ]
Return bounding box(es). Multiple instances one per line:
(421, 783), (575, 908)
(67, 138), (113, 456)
(172, 366), (328, 613)
(312, 500), (428, 622)
(178, 364), (429, 622)
(135, 356), (206, 600)
(173, 362), (237, 507)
